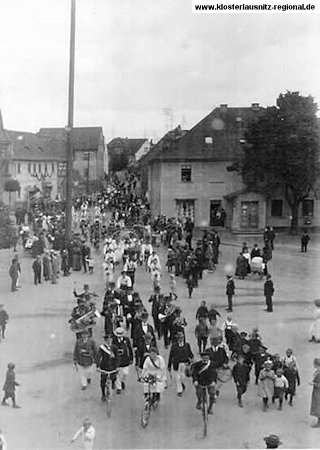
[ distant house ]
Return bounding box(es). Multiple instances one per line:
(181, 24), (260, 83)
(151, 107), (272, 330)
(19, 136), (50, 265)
(39, 127), (107, 189)
(107, 137), (151, 172)
(141, 103), (320, 232)
(0, 110), (108, 206)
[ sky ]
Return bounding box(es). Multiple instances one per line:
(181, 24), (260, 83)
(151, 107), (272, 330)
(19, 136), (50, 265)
(0, 0), (319, 142)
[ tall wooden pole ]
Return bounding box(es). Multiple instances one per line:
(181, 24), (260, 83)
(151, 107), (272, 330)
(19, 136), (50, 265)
(65, 0), (76, 241)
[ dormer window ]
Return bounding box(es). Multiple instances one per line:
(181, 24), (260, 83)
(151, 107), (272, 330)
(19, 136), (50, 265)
(205, 136), (213, 144)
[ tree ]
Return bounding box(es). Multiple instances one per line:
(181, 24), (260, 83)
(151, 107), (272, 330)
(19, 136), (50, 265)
(4, 178), (20, 206)
(0, 202), (16, 248)
(242, 91), (320, 233)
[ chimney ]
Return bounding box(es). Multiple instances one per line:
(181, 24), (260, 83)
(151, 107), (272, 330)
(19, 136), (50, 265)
(220, 104), (228, 111)
(251, 103), (260, 111)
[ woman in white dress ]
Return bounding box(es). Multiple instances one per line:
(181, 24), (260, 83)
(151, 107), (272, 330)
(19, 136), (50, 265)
(141, 348), (167, 400)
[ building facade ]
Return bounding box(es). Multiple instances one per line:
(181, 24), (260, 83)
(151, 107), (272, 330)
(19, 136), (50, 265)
(142, 104), (320, 232)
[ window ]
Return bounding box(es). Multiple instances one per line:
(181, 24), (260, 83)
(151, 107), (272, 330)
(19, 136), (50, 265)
(28, 163), (31, 173)
(271, 199), (283, 217)
(181, 165), (192, 182)
(17, 163), (21, 174)
(52, 163), (55, 173)
(38, 163), (41, 172)
(44, 163), (48, 172)
(302, 199), (314, 217)
(33, 163), (36, 173)
(205, 136), (213, 144)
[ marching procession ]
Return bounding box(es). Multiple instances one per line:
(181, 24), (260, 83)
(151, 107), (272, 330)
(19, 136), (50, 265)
(2, 172), (320, 449)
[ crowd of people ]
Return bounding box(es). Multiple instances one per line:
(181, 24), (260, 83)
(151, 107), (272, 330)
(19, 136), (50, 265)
(2, 172), (320, 450)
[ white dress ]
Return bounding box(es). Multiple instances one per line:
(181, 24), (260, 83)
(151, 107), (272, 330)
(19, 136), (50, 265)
(142, 355), (167, 394)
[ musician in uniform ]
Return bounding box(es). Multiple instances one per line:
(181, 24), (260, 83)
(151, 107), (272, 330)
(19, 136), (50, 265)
(159, 296), (176, 348)
(97, 335), (119, 401)
(74, 284), (98, 305)
(73, 330), (98, 390)
(69, 298), (96, 339)
(112, 327), (133, 394)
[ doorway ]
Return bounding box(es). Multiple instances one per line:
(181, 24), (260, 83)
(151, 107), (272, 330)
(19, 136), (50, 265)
(240, 201), (259, 229)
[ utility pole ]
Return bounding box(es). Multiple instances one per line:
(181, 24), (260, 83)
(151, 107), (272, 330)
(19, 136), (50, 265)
(65, 0), (76, 241)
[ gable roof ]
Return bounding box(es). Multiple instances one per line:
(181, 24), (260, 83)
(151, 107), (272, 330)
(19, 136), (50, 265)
(107, 138), (148, 157)
(143, 105), (265, 164)
(5, 130), (66, 161)
(38, 127), (103, 151)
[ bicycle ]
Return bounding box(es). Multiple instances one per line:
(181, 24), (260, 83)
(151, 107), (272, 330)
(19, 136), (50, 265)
(97, 368), (118, 417)
(139, 374), (161, 428)
(197, 385), (210, 438)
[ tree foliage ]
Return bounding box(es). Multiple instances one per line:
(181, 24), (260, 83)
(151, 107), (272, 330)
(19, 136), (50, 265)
(242, 91), (320, 232)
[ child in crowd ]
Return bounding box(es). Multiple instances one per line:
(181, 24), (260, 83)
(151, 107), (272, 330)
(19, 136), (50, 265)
(284, 361), (300, 406)
(1, 363), (21, 408)
(195, 317), (209, 353)
(196, 301), (209, 320)
(272, 368), (289, 410)
(85, 256), (95, 274)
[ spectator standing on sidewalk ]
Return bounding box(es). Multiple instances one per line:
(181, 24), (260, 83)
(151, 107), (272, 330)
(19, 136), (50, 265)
(264, 274), (275, 312)
(226, 275), (235, 312)
(9, 256), (19, 292)
(0, 305), (9, 340)
(301, 229), (310, 252)
(32, 255), (42, 285)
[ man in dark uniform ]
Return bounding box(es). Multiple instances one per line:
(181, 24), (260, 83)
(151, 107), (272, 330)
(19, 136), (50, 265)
(192, 351), (217, 414)
(73, 330), (98, 390)
(97, 334), (119, 401)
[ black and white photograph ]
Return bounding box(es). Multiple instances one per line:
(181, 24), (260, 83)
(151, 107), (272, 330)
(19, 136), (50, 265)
(0, 0), (320, 448)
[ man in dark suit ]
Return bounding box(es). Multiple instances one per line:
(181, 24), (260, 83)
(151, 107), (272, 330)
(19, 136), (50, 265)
(135, 332), (157, 379)
(132, 311), (155, 348)
(225, 275), (235, 312)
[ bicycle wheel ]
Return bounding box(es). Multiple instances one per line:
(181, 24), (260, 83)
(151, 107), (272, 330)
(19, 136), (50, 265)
(106, 383), (112, 418)
(141, 404), (150, 428)
(202, 396), (208, 438)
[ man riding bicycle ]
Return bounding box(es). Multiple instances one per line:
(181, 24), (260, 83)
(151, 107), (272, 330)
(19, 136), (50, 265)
(97, 335), (119, 401)
(141, 347), (167, 402)
(191, 350), (217, 414)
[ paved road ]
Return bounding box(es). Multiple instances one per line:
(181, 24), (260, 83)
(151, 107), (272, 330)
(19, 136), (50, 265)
(0, 234), (320, 449)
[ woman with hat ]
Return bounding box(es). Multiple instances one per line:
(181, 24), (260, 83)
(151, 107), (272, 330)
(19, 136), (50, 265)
(258, 359), (276, 411)
(310, 358), (320, 427)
